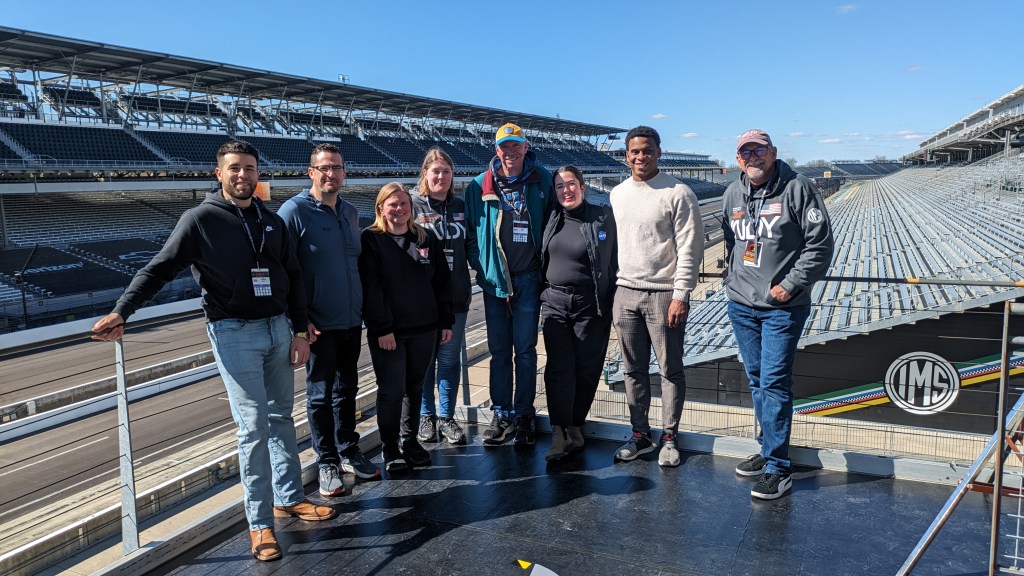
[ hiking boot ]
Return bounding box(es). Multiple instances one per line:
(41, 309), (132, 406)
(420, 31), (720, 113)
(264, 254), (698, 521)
(545, 425), (572, 461)
(751, 472), (792, 500)
(567, 426), (585, 453)
(735, 454), (766, 477)
(513, 414), (536, 446)
(318, 464), (344, 497)
(482, 411), (515, 445)
(340, 448), (380, 479)
(615, 432), (655, 462)
(418, 414), (438, 443)
(401, 437), (431, 467)
(383, 443), (408, 474)
(658, 433), (680, 468)
(438, 417), (467, 445)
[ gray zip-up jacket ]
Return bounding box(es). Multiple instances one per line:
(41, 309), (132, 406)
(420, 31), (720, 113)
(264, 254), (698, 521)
(278, 189), (362, 330)
(721, 160), (834, 309)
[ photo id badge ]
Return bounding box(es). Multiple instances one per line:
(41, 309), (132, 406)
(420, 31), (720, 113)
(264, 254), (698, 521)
(251, 268), (272, 297)
(444, 248), (454, 271)
(512, 220), (529, 243)
(742, 241), (762, 268)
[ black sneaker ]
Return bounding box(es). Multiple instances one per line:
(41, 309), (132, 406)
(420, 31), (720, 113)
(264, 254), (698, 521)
(482, 411), (516, 445)
(382, 444), (408, 474)
(751, 472), (792, 500)
(438, 417), (467, 445)
(340, 448), (381, 479)
(417, 414), (438, 443)
(735, 454), (766, 477)
(513, 414), (536, 446)
(615, 432), (655, 462)
(401, 437), (431, 467)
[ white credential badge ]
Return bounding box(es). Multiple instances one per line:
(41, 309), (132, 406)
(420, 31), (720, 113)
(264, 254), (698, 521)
(807, 208), (823, 224)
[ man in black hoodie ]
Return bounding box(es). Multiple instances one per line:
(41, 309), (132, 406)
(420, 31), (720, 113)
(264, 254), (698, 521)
(92, 140), (335, 562)
(721, 129), (834, 501)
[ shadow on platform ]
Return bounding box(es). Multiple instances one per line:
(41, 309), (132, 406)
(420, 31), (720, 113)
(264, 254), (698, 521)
(154, 425), (993, 576)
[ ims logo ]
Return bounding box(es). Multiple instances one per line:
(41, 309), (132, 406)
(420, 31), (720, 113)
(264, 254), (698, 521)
(883, 352), (960, 415)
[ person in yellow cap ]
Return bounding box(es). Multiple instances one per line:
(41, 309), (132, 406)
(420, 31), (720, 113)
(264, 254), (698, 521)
(465, 122), (554, 447)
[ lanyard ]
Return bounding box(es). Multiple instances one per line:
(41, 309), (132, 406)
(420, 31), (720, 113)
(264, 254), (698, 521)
(745, 174), (774, 244)
(232, 200), (265, 267)
(434, 197), (452, 251)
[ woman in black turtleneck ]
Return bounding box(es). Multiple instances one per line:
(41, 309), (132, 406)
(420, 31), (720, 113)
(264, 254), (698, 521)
(539, 165), (618, 461)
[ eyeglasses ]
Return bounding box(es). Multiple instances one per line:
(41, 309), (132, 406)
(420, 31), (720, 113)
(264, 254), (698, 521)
(738, 147), (770, 160)
(311, 164), (345, 174)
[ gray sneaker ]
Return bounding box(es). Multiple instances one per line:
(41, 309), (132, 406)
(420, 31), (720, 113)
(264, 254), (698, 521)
(751, 472), (792, 500)
(658, 433), (680, 468)
(438, 417), (467, 445)
(318, 464), (344, 497)
(615, 432), (655, 461)
(735, 454), (766, 477)
(418, 414), (438, 443)
(341, 448), (381, 479)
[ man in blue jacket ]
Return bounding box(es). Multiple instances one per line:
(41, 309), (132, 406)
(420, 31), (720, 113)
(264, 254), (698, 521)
(465, 123), (553, 446)
(278, 143), (380, 497)
(722, 129), (834, 500)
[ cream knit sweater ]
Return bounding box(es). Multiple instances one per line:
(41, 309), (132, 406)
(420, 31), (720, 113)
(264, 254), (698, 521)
(609, 171), (703, 302)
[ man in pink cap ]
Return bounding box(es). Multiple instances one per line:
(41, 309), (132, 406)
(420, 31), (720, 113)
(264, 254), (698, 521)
(721, 129), (834, 500)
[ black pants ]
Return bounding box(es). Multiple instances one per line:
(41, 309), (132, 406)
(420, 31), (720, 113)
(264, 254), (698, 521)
(306, 326), (362, 465)
(367, 330), (437, 447)
(541, 287), (612, 427)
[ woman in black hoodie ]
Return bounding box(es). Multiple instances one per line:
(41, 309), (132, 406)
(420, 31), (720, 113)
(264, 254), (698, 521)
(360, 182), (453, 473)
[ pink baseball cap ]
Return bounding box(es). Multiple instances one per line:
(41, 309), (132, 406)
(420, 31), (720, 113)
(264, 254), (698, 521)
(736, 129), (773, 152)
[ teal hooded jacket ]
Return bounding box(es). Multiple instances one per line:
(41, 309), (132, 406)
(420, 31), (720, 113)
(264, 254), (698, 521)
(464, 151), (553, 298)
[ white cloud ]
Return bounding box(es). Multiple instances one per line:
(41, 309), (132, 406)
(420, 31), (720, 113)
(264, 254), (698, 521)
(651, 113), (667, 119)
(680, 132), (700, 138)
(790, 131), (807, 137)
(904, 65), (922, 73)
(819, 138), (841, 144)
(845, 132), (860, 137)
(901, 133), (923, 140)
(836, 4), (857, 14)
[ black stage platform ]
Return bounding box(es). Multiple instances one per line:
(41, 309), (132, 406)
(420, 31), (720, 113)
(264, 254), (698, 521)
(157, 426), (992, 576)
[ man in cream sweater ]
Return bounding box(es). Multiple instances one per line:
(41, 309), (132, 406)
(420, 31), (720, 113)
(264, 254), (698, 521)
(609, 126), (703, 467)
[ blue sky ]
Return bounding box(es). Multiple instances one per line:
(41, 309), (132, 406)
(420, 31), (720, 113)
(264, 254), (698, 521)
(3, 0), (1022, 165)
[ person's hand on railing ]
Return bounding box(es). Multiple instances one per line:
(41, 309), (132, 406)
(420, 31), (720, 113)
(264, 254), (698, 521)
(91, 312), (125, 341)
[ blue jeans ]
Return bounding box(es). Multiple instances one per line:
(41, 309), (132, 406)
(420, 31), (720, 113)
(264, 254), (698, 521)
(306, 326), (362, 466)
(727, 301), (811, 475)
(422, 311), (468, 418)
(206, 314), (304, 530)
(483, 271), (541, 417)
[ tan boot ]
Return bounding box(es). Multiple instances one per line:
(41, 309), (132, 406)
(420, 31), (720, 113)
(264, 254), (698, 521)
(567, 426), (585, 453)
(273, 500), (337, 521)
(545, 425), (572, 461)
(250, 528), (282, 561)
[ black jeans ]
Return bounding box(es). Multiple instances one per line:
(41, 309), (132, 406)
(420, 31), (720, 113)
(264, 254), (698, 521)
(367, 330), (437, 447)
(306, 326), (362, 465)
(541, 287), (612, 427)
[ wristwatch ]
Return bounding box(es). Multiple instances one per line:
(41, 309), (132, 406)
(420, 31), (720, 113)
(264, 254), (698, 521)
(294, 331), (309, 341)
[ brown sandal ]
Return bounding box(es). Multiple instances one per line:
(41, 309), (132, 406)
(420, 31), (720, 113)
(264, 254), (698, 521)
(249, 528), (282, 561)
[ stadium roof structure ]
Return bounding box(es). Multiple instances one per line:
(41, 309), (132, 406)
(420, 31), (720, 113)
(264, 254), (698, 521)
(0, 26), (623, 137)
(903, 84), (1024, 162)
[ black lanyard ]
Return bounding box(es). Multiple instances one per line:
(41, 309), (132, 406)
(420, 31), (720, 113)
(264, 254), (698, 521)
(433, 197), (452, 251)
(232, 200), (265, 267)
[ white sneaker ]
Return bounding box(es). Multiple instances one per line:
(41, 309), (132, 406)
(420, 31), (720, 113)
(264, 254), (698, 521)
(318, 464), (344, 497)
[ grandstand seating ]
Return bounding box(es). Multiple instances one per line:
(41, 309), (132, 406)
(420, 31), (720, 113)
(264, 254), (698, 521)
(41, 86), (118, 120)
(0, 246), (131, 297)
(122, 95), (228, 119)
(277, 110), (349, 131)
(0, 82), (28, 102)
(685, 151), (1024, 363)
(0, 123), (160, 163)
(328, 135), (393, 166)
(0, 139), (20, 160)
(136, 129), (230, 163)
(245, 135), (315, 165)
(71, 238), (165, 273)
(366, 136), (425, 164)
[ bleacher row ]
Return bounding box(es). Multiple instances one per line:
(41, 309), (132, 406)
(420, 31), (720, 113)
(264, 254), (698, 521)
(793, 162), (904, 179)
(684, 151), (1024, 364)
(0, 120), (627, 172)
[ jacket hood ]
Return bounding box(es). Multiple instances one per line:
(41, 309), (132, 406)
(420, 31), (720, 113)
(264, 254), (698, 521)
(204, 190), (266, 212)
(481, 150), (543, 199)
(739, 160), (798, 200)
